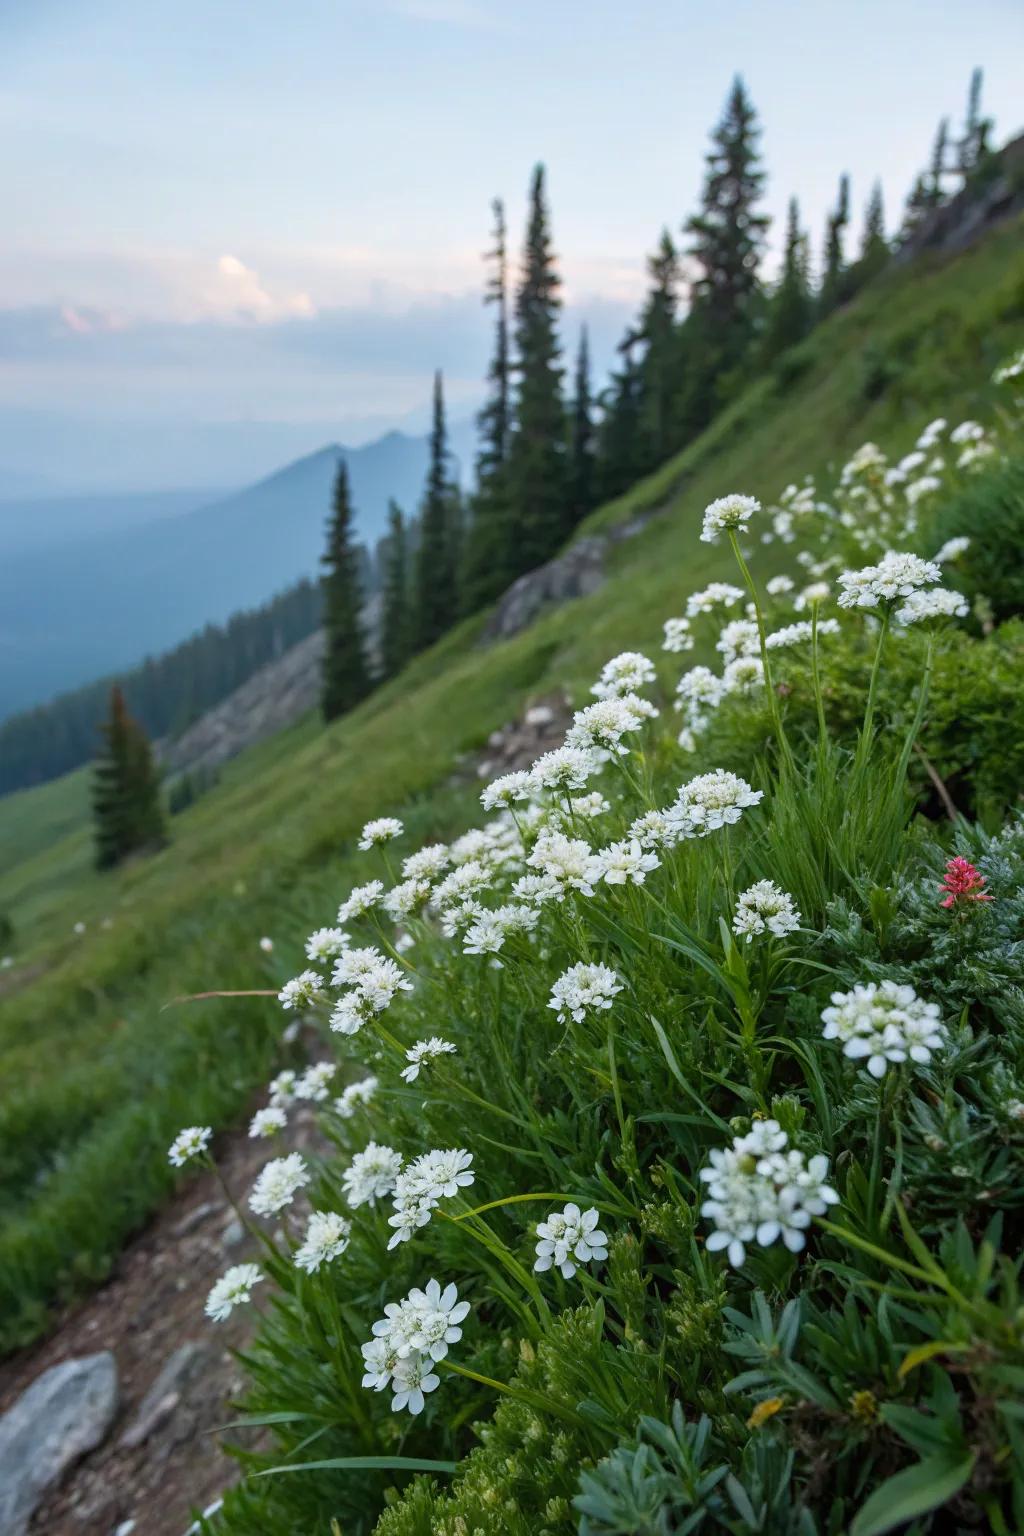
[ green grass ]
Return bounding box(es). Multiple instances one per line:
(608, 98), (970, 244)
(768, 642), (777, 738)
(1, 215), (1022, 1350)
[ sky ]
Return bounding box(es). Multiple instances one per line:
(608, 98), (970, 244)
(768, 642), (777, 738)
(1, 0), (1021, 491)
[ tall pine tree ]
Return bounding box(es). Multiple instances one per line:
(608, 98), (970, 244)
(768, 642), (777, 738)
(462, 199), (514, 611)
(93, 684), (165, 869)
(568, 326), (596, 526)
(380, 500), (411, 678)
(637, 230), (681, 469)
(958, 68), (992, 180)
(321, 460), (371, 721)
(506, 164), (567, 569)
(594, 333), (646, 505)
(683, 77), (769, 426)
(762, 197), (811, 362)
(413, 371), (458, 649)
(819, 173), (851, 317)
(853, 180), (889, 288)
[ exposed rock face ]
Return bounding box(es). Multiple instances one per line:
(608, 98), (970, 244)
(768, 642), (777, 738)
(0, 1351), (119, 1536)
(482, 536), (609, 641)
(472, 692), (572, 782)
(118, 1342), (209, 1451)
(895, 132), (1024, 263)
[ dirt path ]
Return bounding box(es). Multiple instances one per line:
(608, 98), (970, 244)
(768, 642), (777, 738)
(0, 1121), (291, 1536)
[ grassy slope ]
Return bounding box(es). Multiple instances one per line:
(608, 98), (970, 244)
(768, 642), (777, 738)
(1, 218), (1022, 1346)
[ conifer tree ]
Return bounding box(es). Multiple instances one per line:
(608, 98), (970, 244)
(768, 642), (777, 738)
(93, 684), (166, 869)
(594, 335), (646, 505)
(320, 460), (371, 721)
(958, 68), (992, 180)
(568, 326), (596, 526)
(926, 118), (950, 207)
(462, 200), (514, 612)
(506, 164), (567, 568)
(380, 501), (411, 678)
(413, 371), (457, 649)
(684, 77), (769, 425)
(853, 181), (889, 288)
(637, 230), (681, 468)
(762, 197), (811, 362)
(819, 173), (850, 316)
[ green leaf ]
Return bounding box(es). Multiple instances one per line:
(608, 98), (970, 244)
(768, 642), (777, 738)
(255, 1455), (458, 1478)
(850, 1452), (976, 1536)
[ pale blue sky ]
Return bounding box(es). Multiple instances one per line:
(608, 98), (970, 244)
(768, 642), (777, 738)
(0, 0), (1021, 488)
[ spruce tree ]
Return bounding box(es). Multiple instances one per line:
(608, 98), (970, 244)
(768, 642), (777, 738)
(462, 200), (514, 612)
(380, 501), (411, 678)
(320, 460), (371, 721)
(958, 68), (992, 180)
(637, 230), (681, 468)
(684, 77), (769, 425)
(853, 181), (889, 287)
(762, 197), (811, 362)
(413, 371), (457, 649)
(594, 335), (646, 504)
(926, 118), (950, 207)
(568, 326), (596, 527)
(506, 164), (567, 569)
(819, 173), (850, 317)
(93, 684), (165, 870)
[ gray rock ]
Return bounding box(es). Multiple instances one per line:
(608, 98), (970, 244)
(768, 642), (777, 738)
(221, 1217), (245, 1250)
(171, 1200), (218, 1238)
(0, 1351), (119, 1536)
(118, 1342), (208, 1450)
(482, 536), (608, 641)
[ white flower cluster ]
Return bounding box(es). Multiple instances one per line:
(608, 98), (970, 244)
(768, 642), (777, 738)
(933, 536), (969, 564)
(594, 838), (660, 887)
(662, 616), (695, 652)
(686, 582), (745, 617)
(700, 1120), (838, 1268)
(894, 588), (969, 625)
(361, 1278), (470, 1415)
(249, 1152), (310, 1217)
(548, 962), (623, 1024)
(278, 969), (326, 1011)
(732, 881), (801, 943)
(821, 980), (945, 1079)
(591, 651), (657, 700)
(168, 1125), (212, 1167)
(400, 1036), (457, 1083)
(329, 945), (413, 1035)
(565, 695), (657, 757)
(249, 1106), (287, 1139)
(700, 493), (760, 544)
(837, 551), (941, 610)
(205, 1262), (263, 1322)
(294, 1210), (351, 1273)
(387, 1148), (475, 1251)
(334, 1076), (378, 1118)
(305, 926), (349, 964)
(665, 770), (763, 839)
(359, 817), (404, 850)
(337, 881), (385, 923)
(765, 618), (841, 649)
(534, 1203), (608, 1279)
(994, 348), (1024, 385)
(342, 1141), (404, 1208)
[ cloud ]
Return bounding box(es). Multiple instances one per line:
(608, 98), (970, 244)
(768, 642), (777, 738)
(204, 254), (315, 324)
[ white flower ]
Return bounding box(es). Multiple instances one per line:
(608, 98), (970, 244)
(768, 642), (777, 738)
(905, 474), (942, 508)
(294, 1210), (351, 1273)
(837, 551), (941, 609)
(278, 970), (326, 1011)
(571, 790), (611, 819)
(481, 770), (534, 810)
(405, 1147), (475, 1201)
(565, 695), (655, 757)
(337, 881), (385, 923)
(549, 962), (623, 1025)
(383, 879), (431, 920)
(205, 1263), (263, 1322)
(765, 619), (840, 649)
(950, 420), (984, 445)
(305, 927), (349, 964)
(259, 936), (274, 953)
(527, 830), (602, 899)
(934, 536), (969, 564)
(528, 746), (601, 798)
(794, 581), (831, 610)
(894, 587), (969, 625)
(686, 582), (745, 618)
(716, 618), (760, 663)
(343, 1141), (403, 1208)
(401, 844), (451, 881)
(330, 993), (370, 1036)
(699, 1122), (838, 1268)
(595, 838), (661, 887)
(591, 651), (657, 700)
(628, 810), (672, 849)
(821, 980), (945, 1079)
(362, 1279), (470, 1413)
(332, 946), (413, 1012)
(249, 1153), (310, 1217)
(168, 1125), (212, 1167)
(916, 417), (947, 449)
(723, 655), (765, 695)
(268, 1069), (298, 1107)
(700, 493), (761, 543)
(733, 881), (801, 942)
(534, 1204), (608, 1279)
(463, 903), (539, 955)
(359, 817), (404, 850)
(675, 666), (725, 715)
(334, 1076), (378, 1118)
(294, 1061), (337, 1102)
(665, 770), (763, 840)
(249, 1106), (287, 1139)
(389, 1352), (441, 1416)
(957, 441), (995, 471)
(512, 871), (564, 905)
(765, 575), (795, 596)
(662, 616), (695, 652)
(400, 1037), (458, 1083)
(994, 349), (1024, 384)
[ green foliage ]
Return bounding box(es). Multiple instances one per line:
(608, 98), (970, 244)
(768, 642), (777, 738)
(414, 372), (460, 649)
(380, 502), (412, 679)
(931, 455), (1024, 623)
(463, 199), (515, 612)
(92, 684), (166, 870)
(321, 462), (372, 721)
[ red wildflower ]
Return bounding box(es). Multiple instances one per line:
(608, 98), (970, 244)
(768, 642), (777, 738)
(939, 856), (992, 909)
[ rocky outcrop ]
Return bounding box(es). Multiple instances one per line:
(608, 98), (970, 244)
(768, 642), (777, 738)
(896, 133), (1024, 264)
(0, 1351), (119, 1536)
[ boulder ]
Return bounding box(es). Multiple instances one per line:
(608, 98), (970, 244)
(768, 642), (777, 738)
(118, 1341), (208, 1450)
(0, 1351), (118, 1536)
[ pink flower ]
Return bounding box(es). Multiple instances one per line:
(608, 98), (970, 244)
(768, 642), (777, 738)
(939, 856), (991, 909)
